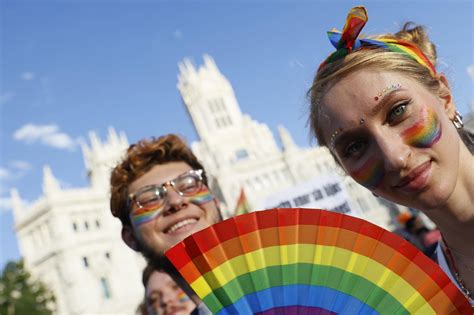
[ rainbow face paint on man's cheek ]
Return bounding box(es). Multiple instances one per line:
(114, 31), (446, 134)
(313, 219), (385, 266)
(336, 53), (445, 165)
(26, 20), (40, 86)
(130, 186), (214, 228)
(188, 186), (214, 205)
(401, 106), (442, 148)
(131, 205), (163, 228)
(349, 157), (385, 189)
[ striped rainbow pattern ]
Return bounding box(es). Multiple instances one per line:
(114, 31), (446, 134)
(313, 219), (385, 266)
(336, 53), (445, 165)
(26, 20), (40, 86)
(131, 186), (214, 227)
(188, 186), (214, 205)
(131, 204), (162, 227)
(320, 6), (436, 77)
(166, 208), (471, 314)
(349, 157), (384, 189)
(401, 107), (442, 148)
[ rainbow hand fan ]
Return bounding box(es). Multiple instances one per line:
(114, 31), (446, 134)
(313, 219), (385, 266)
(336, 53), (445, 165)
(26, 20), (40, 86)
(165, 208), (471, 314)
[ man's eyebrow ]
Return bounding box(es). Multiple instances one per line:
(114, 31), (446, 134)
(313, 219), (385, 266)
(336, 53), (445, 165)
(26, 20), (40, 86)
(371, 88), (405, 115)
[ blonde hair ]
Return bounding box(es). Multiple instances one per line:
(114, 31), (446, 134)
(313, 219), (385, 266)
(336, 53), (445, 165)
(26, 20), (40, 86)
(309, 23), (440, 147)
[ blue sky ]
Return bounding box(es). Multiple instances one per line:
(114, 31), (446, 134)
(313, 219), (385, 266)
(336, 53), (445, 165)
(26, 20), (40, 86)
(1, 0), (473, 270)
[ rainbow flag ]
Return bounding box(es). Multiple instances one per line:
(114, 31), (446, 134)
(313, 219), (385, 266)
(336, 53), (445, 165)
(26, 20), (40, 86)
(233, 188), (251, 216)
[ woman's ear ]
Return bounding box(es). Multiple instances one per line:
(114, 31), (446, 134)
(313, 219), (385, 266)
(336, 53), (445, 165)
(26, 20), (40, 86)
(437, 74), (457, 120)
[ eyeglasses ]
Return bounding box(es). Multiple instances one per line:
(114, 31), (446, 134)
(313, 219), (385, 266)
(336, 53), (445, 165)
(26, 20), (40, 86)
(128, 169), (204, 209)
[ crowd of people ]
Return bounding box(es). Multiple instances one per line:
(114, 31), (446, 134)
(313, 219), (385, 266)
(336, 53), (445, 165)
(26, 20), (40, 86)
(107, 6), (473, 314)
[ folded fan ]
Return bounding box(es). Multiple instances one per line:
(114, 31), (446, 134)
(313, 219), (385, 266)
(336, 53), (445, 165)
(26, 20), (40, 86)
(166, 208), (471, 314)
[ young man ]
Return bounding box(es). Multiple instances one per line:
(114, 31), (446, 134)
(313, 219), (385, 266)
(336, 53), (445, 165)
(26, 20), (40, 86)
(141, 263), (195, 315)
(110, 134), (222, 314)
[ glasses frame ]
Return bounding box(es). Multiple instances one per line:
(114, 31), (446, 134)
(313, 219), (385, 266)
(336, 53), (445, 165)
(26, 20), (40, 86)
(128, 169), (204, 209)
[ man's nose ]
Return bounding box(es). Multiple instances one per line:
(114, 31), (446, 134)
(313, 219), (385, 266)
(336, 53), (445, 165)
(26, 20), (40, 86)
(163, 185), (186, 213)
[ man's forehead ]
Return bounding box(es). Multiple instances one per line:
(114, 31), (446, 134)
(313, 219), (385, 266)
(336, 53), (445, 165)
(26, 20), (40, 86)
(134, 162), (192, 186)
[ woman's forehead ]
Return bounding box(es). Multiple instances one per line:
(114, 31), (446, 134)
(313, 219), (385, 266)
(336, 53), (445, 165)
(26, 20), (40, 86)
(322, 71), (414, 114)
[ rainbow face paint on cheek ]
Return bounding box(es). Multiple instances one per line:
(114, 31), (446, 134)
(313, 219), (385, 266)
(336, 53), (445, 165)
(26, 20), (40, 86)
(177, 291), (190, 303)
(349, 157), (385, 189)
(188, 186), (214, 205)
(130, 205), (163, 228)
(401, 106), (442, 148)
(130, 186), (213, 228)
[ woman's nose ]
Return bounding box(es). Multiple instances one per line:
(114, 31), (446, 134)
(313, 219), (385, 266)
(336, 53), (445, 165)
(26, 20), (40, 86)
(375, 132), (411, 172)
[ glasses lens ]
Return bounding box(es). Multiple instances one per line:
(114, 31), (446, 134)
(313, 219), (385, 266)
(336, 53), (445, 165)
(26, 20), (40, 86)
(175, 173), (201, 196)
(135, 187), (164, 209)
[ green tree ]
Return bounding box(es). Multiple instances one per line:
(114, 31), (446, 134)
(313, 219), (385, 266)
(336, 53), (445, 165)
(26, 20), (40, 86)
(0, 260), (55, 315)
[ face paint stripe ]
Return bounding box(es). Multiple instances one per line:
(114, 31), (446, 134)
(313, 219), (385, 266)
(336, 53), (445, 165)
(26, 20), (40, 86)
(188, 187), (214, 205)
(178, 291), (190, 303)
(130, 186), (214, 228)
(401, 107), (442, 148)
(350, 158), (384, 189)
(131, 207), (162, 226)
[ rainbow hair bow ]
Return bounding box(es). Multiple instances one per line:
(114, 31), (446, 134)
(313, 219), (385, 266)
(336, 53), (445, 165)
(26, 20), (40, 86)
(319, 6), (436, 76)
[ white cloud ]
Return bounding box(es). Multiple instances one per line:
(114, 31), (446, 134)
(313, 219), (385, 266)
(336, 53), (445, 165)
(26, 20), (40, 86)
(0, 92), (14, 105)
(467, 65), (474, 80)
(21, 72), (36, 81)
(13, 124), (77, 150)
(10, 160), (32, 171)
(0, 197), (12, 212)
(0, 168), (11, 180)
(173, 29), (183, 39)
(289, 59), (304, 69)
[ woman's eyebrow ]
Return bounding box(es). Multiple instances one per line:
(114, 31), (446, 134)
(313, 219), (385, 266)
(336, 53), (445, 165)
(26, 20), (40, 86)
(371, 88), (406, 115)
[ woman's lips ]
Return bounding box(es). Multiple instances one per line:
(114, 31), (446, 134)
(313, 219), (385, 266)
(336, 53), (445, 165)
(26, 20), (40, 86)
(394, 161), (432, 193)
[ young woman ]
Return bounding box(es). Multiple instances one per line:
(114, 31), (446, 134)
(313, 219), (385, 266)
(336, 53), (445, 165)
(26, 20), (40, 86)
(308, 6), (473, 305)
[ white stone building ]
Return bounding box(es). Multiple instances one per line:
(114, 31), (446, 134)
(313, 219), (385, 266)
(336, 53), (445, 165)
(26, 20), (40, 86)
(178, 55), (404, 228)
(12, 129), (146, 315)
(11, 55), (405, 315)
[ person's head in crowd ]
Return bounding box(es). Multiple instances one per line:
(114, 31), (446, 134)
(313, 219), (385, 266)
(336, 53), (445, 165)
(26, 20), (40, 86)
(142, 263), (195, 315)
(397, 212), (425, 233)
(308, 6), (473, 212)
(110, 134), (222, 266)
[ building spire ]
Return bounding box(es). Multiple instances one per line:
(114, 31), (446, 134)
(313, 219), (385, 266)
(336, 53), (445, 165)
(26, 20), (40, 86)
(43, 165), (61, 195)
(278, 125), (297, 152)
(10, 188), (23, 220)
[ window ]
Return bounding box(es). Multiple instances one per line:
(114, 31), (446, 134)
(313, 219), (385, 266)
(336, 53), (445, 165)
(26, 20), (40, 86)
(235, 149), (249, 161)
(100, 277), (111, 299)
(72, 222), (78, 232)
(83, 257), (89, 268)
(95, 220), (101, 228)
(105, 252), (110, 260)
(84, 221), (89, 230)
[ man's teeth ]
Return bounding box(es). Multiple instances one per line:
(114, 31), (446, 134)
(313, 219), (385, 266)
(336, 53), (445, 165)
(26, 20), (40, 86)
(168, 219), (197, 233)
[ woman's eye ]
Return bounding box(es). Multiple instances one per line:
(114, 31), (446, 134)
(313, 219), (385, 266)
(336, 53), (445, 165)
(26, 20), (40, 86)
(388, 101), (410, 123)
(344, 140), (366, 157)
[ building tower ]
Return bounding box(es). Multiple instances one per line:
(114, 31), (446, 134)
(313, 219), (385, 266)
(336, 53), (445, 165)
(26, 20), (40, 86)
(12, 128), (145, 315)
(177, 55), (404, 227)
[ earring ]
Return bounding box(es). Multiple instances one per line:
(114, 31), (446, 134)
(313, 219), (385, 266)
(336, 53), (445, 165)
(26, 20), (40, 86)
(452, 110), (463, 129)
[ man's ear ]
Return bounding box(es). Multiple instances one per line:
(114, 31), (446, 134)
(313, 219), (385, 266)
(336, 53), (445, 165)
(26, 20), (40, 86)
(437, 74), (457, 119)
(121, 225), (140, 251)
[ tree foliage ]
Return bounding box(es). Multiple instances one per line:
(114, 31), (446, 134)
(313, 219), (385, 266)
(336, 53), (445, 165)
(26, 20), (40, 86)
(0, 259), (55, 315)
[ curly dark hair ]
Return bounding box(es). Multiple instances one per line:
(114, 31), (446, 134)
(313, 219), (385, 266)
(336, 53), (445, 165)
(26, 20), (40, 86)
(110, 134), (208, 226)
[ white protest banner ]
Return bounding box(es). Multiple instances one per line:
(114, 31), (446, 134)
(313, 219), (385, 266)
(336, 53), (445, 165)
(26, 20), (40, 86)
(258, 174), (359, 217)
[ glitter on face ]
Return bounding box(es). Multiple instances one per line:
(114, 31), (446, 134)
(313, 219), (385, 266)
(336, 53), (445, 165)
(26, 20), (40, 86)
(374, 83), (401, 101)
